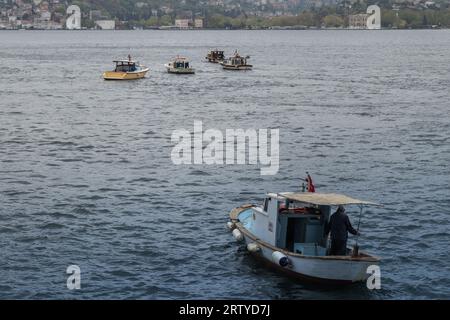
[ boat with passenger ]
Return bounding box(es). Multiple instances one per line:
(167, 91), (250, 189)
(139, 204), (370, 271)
(227, 186), (380, 284)
(220, 50), (252, 70)
(103, 55), (149, 80)
(206, 49), (225, 63)
(165, 56), (195, 74)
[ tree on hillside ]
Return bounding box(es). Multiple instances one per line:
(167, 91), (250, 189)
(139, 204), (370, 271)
(159, 15), (172, 26)
(323, 15), (344, 27)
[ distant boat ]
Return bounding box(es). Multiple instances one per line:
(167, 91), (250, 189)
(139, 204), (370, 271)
(206, 49), (225, 63)
(165, 56), (195, 74)
(220, 50), (252, 70)
(228, 192), (380, 284)
(103, 56), (149, 80)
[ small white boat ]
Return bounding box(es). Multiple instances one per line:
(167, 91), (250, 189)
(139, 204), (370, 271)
(220, 50), (252, 70)
(165, 56), (195, 74)
(228, 192), (380, 284)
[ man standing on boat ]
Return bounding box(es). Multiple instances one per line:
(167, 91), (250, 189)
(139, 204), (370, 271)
(325, 205), (359, 256)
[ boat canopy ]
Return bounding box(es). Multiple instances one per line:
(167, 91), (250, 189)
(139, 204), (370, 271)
(114, 60), (136, 64)
(172, 55), (188, 60)
(279, 192), (379, 206)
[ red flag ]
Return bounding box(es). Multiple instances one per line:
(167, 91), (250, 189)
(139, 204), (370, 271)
(306, 174), (315, 193)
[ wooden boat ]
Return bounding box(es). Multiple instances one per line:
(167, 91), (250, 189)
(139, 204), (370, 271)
(220, 51), (252, 70)
(206, 49), (225, 63)
(165, 56), (195, 74)
(103, 56), (149, 80)
(228, 192), (381, 284)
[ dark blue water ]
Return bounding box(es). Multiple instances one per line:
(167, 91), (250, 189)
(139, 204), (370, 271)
(0, 30), (449, 299)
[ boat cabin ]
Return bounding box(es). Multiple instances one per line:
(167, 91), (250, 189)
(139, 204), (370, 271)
(172, 57), (191, 69)
(241, 192), (376, 257)
(114, 60), (138, 72)
(228, 54), (249, 66)
(207, 50), (225, 61)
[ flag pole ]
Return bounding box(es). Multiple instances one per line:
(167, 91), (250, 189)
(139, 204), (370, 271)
(353, 204), (363, 257)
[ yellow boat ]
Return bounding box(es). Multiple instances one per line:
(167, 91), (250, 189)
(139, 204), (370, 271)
(103, 57), (149, 80)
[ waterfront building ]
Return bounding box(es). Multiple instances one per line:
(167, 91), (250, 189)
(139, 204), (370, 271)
(175, 19), (190, 29)
(95, 20), (115, 30)
(349, 14), (368, 29)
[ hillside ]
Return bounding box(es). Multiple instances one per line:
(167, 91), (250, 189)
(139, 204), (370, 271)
(1, 0), (450, 29)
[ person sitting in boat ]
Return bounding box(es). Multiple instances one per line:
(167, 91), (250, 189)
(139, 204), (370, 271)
(325, 205), (359, 256)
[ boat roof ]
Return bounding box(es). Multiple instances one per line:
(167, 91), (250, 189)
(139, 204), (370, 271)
(278, 192), (379, 206)
(172, 56), (189, 61)
(113, 60), (137, 64)
(230, 54), (247, 59)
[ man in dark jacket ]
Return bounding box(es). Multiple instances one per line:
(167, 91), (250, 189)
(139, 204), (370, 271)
(325, 205), (360, 256)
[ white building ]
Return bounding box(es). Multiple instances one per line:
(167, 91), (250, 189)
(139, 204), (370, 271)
(175, 19), (190, 29)
(95, 20), (115, 30)
(349, 5), (381, 30)
(349, 14), (368, 29)
(194, 18), (203, 28)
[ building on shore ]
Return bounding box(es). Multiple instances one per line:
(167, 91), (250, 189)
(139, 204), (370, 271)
(95, 20), (115, 30)
(33, 20), (63, 29)
(175, 19), (190, 29)
(194, 18), (203, 28)
(349, 5), (381, 30)
(349, 14), (369, 29)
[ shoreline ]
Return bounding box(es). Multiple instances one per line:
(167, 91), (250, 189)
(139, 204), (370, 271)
(0, 27), (448, 31)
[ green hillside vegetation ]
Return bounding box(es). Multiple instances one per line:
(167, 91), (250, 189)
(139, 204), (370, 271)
(71, 0), (450, 29)
(1, 0), (450, 28)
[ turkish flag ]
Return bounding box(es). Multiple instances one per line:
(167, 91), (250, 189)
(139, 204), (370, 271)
(306, 174), (315, 193)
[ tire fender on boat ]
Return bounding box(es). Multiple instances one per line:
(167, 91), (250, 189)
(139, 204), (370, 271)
(272, 251), (289, 267)
(232, 229), (244, 242)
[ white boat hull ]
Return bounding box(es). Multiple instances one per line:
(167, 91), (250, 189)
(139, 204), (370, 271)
(230, 206), (380, 284)
(165, 63), (195, 74)
(242, 235), (376, 284)
(222, 65), (252, 71)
